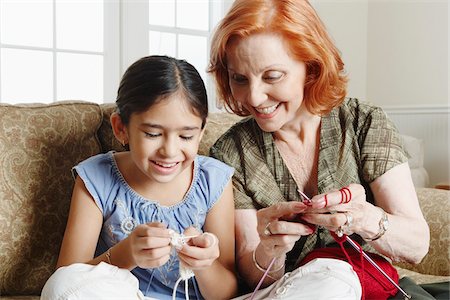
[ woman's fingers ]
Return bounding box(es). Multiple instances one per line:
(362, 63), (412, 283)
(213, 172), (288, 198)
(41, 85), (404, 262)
(263, 220), (315, 237)
(257, 202), (308, 235)
(309, 184), (366, 210)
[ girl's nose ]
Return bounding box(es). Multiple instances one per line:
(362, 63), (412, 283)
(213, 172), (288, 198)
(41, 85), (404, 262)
(160, 137), (177, 157)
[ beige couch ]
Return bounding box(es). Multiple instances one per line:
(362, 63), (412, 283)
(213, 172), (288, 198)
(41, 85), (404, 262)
(0, 101), (448, 299)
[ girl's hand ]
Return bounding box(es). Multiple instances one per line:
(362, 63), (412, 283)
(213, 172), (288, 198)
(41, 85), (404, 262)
(300, 183), (368, 236)
(177, 227), (219, 270)
(127, 222), (172, 269)
(256, 202), (312, 258)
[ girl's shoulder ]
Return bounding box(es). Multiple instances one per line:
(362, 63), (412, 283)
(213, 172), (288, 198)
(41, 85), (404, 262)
(189, 155), (234, 206)
(195, 155), (234, 184)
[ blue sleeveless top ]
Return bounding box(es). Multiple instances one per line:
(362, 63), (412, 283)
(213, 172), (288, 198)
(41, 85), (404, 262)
(73, 151), (234, 299)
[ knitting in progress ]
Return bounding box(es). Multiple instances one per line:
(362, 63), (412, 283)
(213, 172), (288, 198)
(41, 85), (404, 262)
(169, 230), (197, 300)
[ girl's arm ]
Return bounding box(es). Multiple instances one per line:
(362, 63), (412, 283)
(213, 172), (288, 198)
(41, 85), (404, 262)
(57, 177), (104, 268)
(184, 181), (238, 300)
(57, 177), (172, 270)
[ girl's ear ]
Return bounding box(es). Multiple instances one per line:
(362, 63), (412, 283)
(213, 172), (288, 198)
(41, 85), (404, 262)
(199, 118), (207, 141)
(110, 112), (128, 146)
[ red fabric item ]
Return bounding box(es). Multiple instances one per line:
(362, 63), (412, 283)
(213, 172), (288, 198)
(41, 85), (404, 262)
(299, 243), (399, 300)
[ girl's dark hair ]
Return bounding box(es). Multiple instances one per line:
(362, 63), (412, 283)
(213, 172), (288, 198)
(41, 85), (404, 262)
(116, 55), (208, 128)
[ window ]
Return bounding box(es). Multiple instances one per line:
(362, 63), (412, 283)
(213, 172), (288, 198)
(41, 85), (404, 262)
(0, 0), (119, 104)
(0, 0), (230, 110)
(123, 0), (229, 111)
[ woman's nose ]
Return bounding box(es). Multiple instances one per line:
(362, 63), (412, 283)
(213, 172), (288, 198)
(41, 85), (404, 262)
(246, 82), (268, 107)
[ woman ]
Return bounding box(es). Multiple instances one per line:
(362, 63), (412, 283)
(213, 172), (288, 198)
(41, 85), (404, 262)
(208, 0), (430, 298)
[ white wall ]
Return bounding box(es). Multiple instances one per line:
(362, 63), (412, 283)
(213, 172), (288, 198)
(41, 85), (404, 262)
(312, 0), (449, 186)
(366, 0), (448, 107)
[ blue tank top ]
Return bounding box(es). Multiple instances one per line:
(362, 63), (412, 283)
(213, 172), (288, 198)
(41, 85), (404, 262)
(73, 151), (234, 299)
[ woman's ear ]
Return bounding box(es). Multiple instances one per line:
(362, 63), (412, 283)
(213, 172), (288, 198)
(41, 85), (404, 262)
(110, 112), (128, 146)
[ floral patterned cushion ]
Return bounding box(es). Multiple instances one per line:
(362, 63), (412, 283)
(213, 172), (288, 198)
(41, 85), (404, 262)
(0, 101), (102, 295)
(395, 187), (450, 277)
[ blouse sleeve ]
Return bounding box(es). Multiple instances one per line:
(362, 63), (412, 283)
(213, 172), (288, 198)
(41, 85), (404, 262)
(359, 107), (408, 183)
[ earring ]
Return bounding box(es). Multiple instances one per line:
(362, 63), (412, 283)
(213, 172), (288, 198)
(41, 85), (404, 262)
(121, 140), (126, 147)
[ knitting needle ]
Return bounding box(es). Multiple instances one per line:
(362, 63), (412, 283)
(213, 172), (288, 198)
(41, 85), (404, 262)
(344, 236), (411, 299)
(298, 191), (411, 299)
(249, 257), (276, 300)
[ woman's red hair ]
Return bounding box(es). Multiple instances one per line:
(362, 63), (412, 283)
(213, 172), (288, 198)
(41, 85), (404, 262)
(208, 0), (348, 116)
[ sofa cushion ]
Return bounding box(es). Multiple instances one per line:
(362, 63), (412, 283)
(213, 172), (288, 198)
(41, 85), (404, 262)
(0, 101), (103, 295)
(395, 188), (450, 277)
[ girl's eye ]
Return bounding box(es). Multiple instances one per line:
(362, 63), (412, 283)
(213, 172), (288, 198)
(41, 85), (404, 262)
(181, 136), (194, 141)
(263, 71), (283, 82)
(230, 73), (248, 84)
(145, 132), (160, 138)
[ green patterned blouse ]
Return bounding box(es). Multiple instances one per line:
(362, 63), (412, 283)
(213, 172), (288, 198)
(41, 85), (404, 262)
(210, 98), (408, 269)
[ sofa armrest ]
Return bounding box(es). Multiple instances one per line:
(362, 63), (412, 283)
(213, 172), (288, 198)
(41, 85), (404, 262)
(395, 188), (450, 276)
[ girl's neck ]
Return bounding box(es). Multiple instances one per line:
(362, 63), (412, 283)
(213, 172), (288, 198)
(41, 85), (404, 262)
(114, 152), (194, 207)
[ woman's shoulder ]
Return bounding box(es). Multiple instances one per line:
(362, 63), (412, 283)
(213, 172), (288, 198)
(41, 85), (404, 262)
(326, 98), (390, 132)
(332, 98), (385, 117)
(210, 116), (264, 154)
(213, 116), (259, 143)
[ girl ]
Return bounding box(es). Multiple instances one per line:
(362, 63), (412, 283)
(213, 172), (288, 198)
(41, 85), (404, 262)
(42, 56), (237, 300)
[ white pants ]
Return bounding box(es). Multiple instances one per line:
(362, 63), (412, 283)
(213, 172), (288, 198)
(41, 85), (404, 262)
(41, 259), (361, 300)
(233, 258), (362, 300)
(41, 262), (156, 300)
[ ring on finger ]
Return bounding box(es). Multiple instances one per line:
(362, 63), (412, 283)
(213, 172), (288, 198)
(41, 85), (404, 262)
(336, 226), (345, 237)
(264, 222), (273, 236)
(343, 212), (353, 230)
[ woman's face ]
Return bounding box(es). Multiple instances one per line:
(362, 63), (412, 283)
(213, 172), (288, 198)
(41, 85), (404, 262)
(227, 32), (307, 132)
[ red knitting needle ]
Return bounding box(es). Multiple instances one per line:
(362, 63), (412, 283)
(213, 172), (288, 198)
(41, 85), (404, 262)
(298, 190), (411, 299)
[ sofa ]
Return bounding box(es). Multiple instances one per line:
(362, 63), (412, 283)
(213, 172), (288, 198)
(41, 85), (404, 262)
(0, 101), (448, 299)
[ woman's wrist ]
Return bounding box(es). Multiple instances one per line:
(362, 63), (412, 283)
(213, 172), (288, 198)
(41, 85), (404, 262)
(252, 246), (285, 275)
(362, 207), (389, 242)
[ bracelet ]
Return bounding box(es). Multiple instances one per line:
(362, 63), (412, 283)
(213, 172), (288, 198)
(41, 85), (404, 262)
(363, 207), (389, 242)
(105, 248), (112, 264)
(252, 249), (285, 274)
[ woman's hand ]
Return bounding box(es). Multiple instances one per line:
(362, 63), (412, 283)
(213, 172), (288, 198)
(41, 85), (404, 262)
(127, 222), (172, 269)
(256, 202), (312, 258)
(300, 183), (368, 237)
(177, 227), (220, 270)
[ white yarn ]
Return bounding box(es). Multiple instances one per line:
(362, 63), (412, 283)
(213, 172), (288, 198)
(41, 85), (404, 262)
(170, 231), (196, 300)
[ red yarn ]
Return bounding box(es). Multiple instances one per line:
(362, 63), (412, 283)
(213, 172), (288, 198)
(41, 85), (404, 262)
(299, 233), (398, 300)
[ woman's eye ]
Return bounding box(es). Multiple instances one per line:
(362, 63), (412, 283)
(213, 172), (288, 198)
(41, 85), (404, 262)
(231, 73), (248, 84)
(145, 132), (160, 138)
(263, 71), (283, 82)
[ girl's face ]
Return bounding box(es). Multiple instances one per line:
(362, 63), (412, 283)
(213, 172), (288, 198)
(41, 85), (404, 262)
(126, 93), (204, 185)
(226, 32), (308, 132)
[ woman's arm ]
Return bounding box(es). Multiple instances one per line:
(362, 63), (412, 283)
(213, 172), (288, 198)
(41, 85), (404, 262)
(368, 162), (429, 263)
(235, 202), (311, 289)
(302, 163), (430, 264)
(186, 181), (238, 299)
